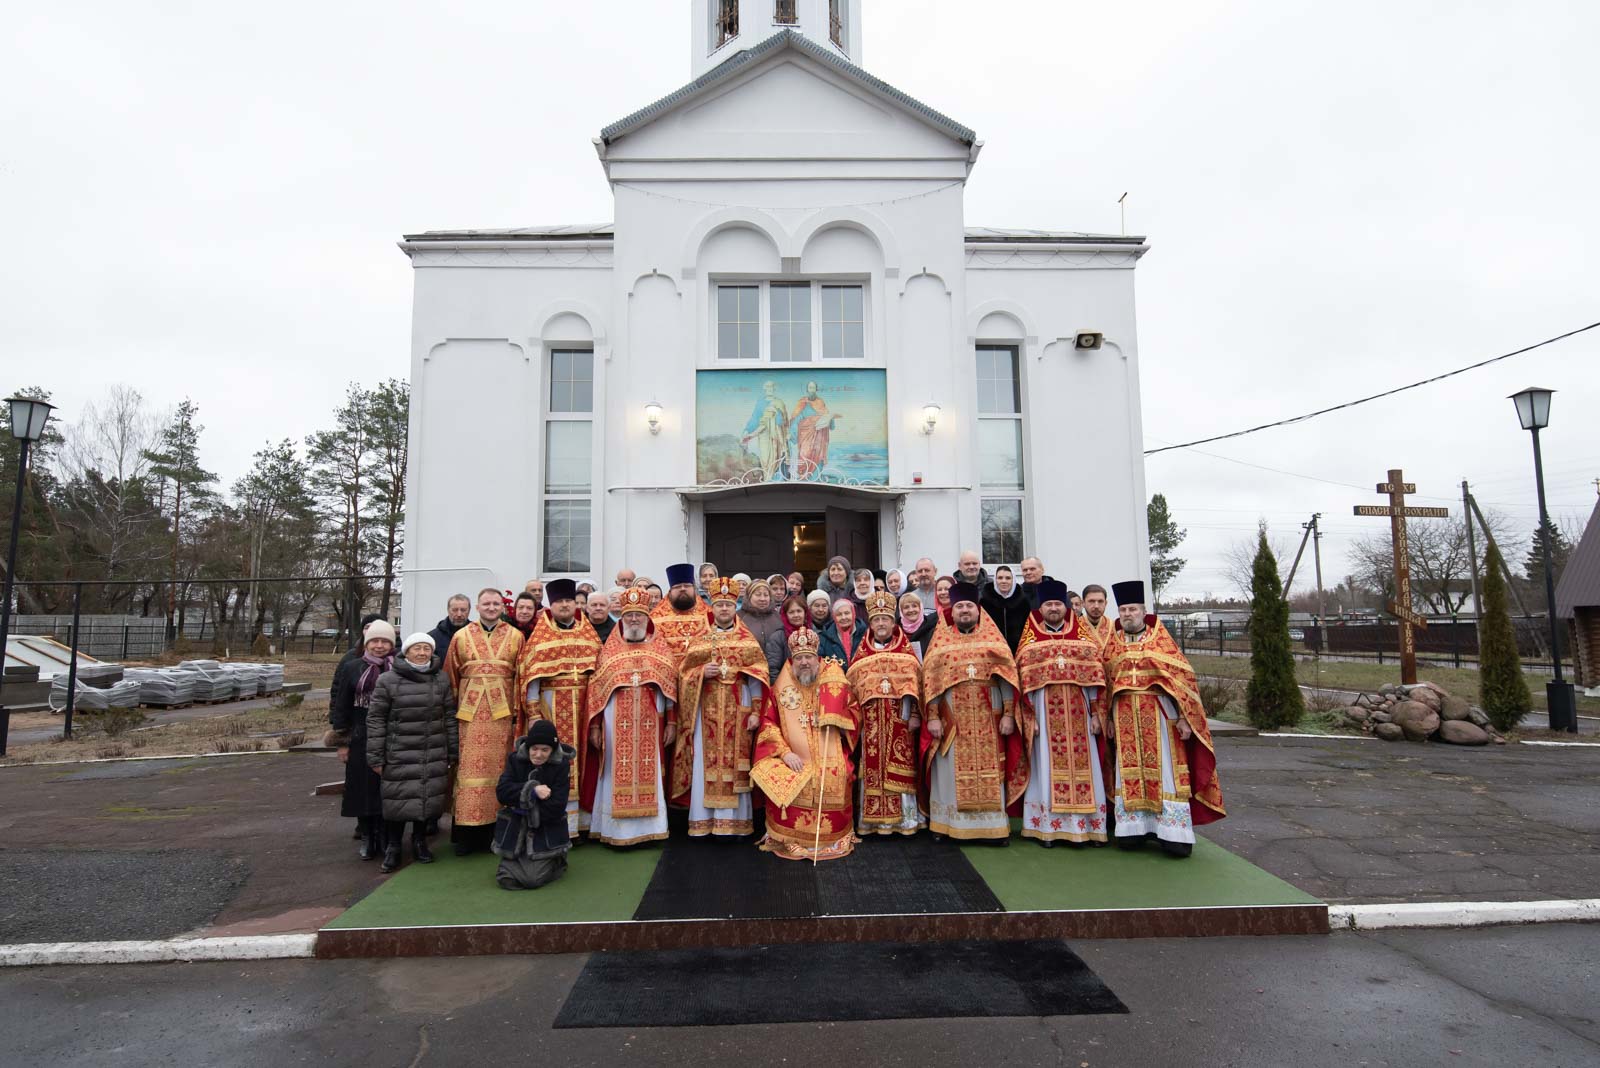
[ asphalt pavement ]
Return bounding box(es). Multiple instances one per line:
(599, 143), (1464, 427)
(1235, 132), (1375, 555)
(3, 924), (1596, 1067)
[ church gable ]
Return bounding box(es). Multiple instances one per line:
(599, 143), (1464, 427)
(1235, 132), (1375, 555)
(600, 30), (973, 163)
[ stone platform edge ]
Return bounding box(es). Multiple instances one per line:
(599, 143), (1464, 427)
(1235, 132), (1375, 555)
(314, 903), (1330, 958)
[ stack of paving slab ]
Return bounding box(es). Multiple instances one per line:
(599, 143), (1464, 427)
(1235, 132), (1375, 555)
(221, 662), (264, 698)
(51, 674), (142, 711)
(175, 660), (235, 702)
(123, 667), (198, 708)
(67, 663), (125, 690)
(257, 663), (285, 695)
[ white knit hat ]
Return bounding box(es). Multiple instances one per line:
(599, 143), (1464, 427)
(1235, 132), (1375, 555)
(401, 632), (435, 654)
(363, 620), (397, 645)
(806, 589), (831, 606)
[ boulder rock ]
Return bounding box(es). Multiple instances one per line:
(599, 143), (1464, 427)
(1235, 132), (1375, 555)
(1407, 686), (1443, 712)
(1467, 706), (1492, 728)
(1391, 700), (1441, 741)
(1344, 705), (1370, 724)
(1439, 694), (1473, 721)
(1439, 720), (1490, 746)
(1374, 722), (1405, 741)
(1371, 710), (1393, 724)
(1379, 683), (1398, 696)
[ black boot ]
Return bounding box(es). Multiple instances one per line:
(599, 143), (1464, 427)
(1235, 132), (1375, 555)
(413, 826), (434, 864)
(359, 827), (380, 861)
(381, 841), (402, 872)
(1159, 839), (1193, 859)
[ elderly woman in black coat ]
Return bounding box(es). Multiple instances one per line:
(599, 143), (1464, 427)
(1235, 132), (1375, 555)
(366, 631), (459, 873)
(327, 620), (396, 861)
(493, 719), (574, 890)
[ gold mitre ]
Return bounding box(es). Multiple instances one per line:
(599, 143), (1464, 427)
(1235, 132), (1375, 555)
(709, 577), (744, 605)
(616, 587), (651, 615)
(787, 628), (821, 655)
(864, 591), (898, 620)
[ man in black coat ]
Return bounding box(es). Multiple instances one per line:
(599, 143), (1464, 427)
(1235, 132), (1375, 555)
(493, 719), (573, 890)
(427, 594), (472, 657)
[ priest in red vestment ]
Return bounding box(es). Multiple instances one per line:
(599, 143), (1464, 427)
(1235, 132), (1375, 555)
(751, 629), (859, 861)
(672, 577), (770, 837)
(846, 591), (924, 836)
(919, 582), (1027, 841)
(651, 562), (711, 667)
(581, 587), (679, 847)
(1101, 580), (1225, 858)
(1015, 580), (1110, 846)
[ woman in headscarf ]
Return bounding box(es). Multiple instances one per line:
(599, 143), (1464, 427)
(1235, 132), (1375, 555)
(898, 591), (936, 659)
(738, 578), (783, 656)
(884, 568), (907, 600)
(850, 567), (876, 609)
(766, 594), (811, 682)
(326, 621), (397, 861)
(816, 555), (853, 603)
(819, 598), (866, 664)
(697, 562), (720, 606)
(980, 564), (1030, 653)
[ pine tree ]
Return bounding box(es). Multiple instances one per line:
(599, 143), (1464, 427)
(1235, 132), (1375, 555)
(142, 400), (217, 638)
(1246, 527), (1304, 729)
(1479, 542), (1531, 731)
(1147, 493), (1187, 608)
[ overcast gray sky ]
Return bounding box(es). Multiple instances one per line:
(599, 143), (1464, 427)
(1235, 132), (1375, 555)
(5, 1), (1596, 597)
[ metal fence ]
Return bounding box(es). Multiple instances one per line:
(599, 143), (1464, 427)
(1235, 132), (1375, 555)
(1168, 617), (1563, 674)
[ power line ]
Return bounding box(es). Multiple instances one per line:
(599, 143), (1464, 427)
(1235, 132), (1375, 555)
(1143, 320), (1600, 455)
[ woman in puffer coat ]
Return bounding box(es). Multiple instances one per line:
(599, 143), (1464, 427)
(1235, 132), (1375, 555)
(367, 632), (458, 873)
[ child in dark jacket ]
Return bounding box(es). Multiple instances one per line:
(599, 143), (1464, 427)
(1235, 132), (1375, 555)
(493, 719), (574, 890)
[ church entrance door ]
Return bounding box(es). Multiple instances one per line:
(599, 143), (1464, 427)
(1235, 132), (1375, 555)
(703, 508), (878, 586)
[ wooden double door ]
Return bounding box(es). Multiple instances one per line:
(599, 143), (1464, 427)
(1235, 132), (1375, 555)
(704, 507), (878, 584)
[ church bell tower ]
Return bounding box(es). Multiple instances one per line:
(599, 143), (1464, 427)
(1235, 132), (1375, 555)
(691, 0), (862, 77)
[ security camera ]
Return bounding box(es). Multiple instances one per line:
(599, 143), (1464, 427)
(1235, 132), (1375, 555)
(1074, 331), (1104, 351)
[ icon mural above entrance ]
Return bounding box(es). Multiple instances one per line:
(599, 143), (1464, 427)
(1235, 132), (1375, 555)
(695, 369), (889, 487)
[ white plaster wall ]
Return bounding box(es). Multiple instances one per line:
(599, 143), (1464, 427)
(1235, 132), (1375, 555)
(402, 256), (612, 632)
(963, 260), (1150, 594)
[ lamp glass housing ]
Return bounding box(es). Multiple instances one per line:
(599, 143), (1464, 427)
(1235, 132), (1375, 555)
(6, 396), (55, 443)
(921, 403), (941, 432)
(644, 401), (663, 433)
(1509, 387), (1553, 431)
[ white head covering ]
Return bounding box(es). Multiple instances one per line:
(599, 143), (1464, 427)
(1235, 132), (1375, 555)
(363, 620), (397, 646)
(806, 589), (831, 606)
(401, 632), (435, 654)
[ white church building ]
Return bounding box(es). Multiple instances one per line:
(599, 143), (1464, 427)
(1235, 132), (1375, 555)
(400, 0), (1152, 626)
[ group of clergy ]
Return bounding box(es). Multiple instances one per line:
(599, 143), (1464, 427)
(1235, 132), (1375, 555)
(438, 562), (1225, 865)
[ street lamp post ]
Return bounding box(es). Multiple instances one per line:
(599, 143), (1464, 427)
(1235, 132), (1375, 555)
(0, 395), (57, 757)
(1510, 386), (1578, 733)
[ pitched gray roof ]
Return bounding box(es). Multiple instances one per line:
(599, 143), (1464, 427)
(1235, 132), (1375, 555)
(599, 29), (974, 145)
(1555, 496), (1600, 616)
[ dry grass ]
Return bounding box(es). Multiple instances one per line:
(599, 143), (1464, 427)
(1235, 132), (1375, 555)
(0, 696), (331, 765)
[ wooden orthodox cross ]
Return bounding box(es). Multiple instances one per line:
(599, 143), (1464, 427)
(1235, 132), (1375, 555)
(1353, 469), (1449, 684)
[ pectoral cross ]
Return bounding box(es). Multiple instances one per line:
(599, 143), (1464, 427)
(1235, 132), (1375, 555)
(629, 671), (642, 689)
(879, 677), (893, 694)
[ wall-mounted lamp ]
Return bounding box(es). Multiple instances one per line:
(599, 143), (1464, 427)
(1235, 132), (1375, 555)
(644, 401), (663, 435)
(921, 403), (941, 435)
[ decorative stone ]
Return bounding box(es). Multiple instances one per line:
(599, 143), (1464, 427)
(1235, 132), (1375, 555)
(1467, 706), (1492, 728)
(1439, 694), (1472, 721)
(1407, 686), (1442, 712)
(1374, 722), (1405, 741)
(1391, 700), (1441, 741)
(1439, 720), (1490, 746)
(1344, 705), (1370, 724)
(1370, 710), (1393, 724)
(1379, 684), (1399, 696)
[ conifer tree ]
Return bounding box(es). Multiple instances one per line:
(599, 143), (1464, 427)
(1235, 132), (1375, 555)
(1478, 542), (1531, 731)
(1246, 527), (1304, 729)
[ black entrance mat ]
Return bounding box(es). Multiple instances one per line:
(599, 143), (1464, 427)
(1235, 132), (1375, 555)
(631, 834), (1003, 920)
(554, 938), (1127, 1028)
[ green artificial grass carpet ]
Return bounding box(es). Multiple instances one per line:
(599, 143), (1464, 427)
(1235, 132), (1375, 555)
(960, 830), (1318, 911)
(323, 843), (664, 930)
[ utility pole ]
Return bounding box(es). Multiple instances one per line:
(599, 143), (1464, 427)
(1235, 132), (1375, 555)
(1462, 480), (1483, 627)
(1464, 489), (1546, 656)
(1311, 513), (1326, 625)
(1282, 517), (1315, 597)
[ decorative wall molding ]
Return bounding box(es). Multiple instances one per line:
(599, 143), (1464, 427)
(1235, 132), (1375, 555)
(964, 248), (1141, 270)
(404, 245), (613, 269)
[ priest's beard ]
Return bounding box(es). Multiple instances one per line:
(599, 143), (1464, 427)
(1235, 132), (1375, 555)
(622, 619), (649, 642)
(794, 664), (819, 686)
(669, 590), (697, 611)
(955, 619), (978, 635)
(1121, 616), (1146, 636)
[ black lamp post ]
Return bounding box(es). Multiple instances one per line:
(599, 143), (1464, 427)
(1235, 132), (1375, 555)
(1510, 386), (1577, 733)
(0, 394), (56, 756)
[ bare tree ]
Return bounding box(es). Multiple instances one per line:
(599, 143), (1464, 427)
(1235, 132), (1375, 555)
(1223, 522), (1293, 600)
(1349, 510), (1522, 615)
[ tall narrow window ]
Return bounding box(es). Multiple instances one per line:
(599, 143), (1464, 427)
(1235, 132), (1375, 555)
(829, 0), (848, 49)
(716, 285), (760, 359)
(543, 349), (593, 573)
(977, 345), (1024, 565)
(715, 0), (739, 49)
(770, 282), (811, 362)
(775, 0), (798, 24)
(821, 284), (864, 358)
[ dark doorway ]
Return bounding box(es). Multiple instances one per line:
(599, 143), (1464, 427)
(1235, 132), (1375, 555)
(704, 509), (878, 586)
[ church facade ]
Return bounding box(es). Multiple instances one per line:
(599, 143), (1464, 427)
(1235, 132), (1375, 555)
(400, 1), (1152, 628)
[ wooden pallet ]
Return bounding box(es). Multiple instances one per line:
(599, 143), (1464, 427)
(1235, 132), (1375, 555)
(140, 701), (193, 710)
